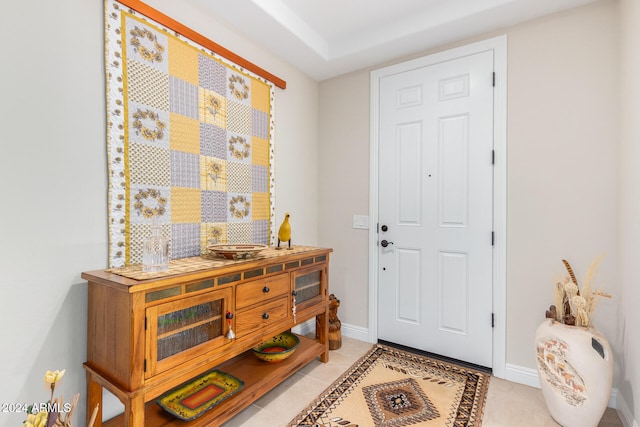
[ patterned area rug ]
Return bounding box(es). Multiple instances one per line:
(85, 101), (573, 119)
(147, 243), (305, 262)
(289, 344), (490, 427)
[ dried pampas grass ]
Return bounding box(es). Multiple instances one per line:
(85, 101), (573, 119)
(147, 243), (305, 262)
(554, 281), (565, 322)
(580, 255), (612, 326)
(546, 256), (611, 327)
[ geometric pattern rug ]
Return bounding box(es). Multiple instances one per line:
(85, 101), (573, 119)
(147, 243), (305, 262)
(288, 344), (490, 427)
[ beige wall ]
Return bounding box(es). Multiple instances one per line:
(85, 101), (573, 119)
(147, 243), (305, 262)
(505, 0), (619, 369)
(0, 0), (320, 424)
(319, 0), (620, 376)
(318, 72), (371, 328)
(618, 0), (640, 422)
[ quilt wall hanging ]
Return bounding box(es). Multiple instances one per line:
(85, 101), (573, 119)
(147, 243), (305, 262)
(104, 0), (284, 267)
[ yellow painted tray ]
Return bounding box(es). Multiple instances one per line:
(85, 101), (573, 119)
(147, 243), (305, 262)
(156, 369), (244, 421)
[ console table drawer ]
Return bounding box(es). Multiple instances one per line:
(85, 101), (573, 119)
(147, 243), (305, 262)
(236, 295), (289, 337)
(236, 274), (289, 310)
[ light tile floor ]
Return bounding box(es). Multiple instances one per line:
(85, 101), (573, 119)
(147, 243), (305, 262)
(222, 337), (622, 427)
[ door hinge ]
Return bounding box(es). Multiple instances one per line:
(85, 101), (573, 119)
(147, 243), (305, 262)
(491, 313), (495, 328)
(491, 231), (495, 246)
(144, 317), (147, 330)
(492, 150), (495, 165)
(492, 72), (496, 87)
(144, 359), (147, 372)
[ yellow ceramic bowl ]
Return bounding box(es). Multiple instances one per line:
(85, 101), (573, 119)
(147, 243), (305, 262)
(252, 332), (300, 363)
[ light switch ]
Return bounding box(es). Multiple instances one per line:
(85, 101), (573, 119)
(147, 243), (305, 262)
(352, 215), (369, 229)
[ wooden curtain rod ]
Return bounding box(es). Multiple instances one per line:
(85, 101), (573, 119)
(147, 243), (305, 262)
(117, 0), (287, 89)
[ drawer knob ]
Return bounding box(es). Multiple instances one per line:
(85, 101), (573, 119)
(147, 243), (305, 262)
(263, 286), (270, 293)
(262, 312), (270, 320)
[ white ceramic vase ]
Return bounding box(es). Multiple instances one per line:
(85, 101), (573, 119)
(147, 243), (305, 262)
(535, 319), (613, 427)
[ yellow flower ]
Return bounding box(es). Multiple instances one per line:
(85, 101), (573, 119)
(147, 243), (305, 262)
(23, 411), (48, 427)
(43, 369), (65, 384)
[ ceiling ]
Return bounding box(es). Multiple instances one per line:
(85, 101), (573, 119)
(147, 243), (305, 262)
(188, 0), (598, 81)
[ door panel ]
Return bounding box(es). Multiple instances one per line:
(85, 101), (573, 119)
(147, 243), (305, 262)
(438, 251), (468, 334)
(377, 50), (494, 368)
(397, 123), (422, 224)
(440, 114), (469, 226)
(396, 248), (421, 324)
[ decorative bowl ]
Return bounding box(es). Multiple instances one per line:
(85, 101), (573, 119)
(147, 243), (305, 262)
(252, 332), (300, 363)
(207, 244), (267, 260)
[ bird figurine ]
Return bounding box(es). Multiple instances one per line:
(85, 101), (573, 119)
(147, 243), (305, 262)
(277, 212), (292, 249)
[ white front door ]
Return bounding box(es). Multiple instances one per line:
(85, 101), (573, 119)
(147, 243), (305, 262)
(377, 50), (495, 368)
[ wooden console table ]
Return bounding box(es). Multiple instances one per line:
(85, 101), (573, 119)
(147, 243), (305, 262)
(82, 246), (332, 426)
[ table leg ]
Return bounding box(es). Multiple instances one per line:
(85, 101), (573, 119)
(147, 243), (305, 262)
(123, 394), (145, 427)
(86, 372), (103, 427)
(316, 308), (330, 363)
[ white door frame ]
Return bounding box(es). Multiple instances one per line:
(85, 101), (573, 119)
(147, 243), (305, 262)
(368, 35), (507, 378)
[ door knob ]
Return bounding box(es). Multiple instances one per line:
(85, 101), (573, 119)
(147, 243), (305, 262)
(380, 240), (394, 247)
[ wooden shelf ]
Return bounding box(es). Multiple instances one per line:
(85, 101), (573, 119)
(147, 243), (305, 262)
(103, 335), (324, 426)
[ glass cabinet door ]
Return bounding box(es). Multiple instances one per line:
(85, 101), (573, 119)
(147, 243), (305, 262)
(292, 266), (326, 310)
(145, 287), (232, 378)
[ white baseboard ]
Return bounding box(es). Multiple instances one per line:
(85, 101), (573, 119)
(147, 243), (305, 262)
(504, 363), (619, 409)
(616, 392), (639, 427)
(292, 320), (371, 343)
(291, 318), (315, 336)
(504, 363), (541, 388)
(611, 388), (620, 412)
(340, 322), (371, 342)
